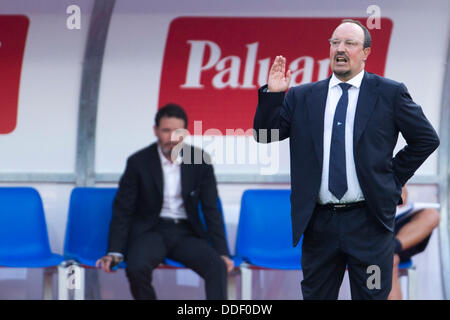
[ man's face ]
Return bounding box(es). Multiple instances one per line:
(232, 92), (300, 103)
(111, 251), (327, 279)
(154, 116), (186, 159)
(329, 22), (371, 81)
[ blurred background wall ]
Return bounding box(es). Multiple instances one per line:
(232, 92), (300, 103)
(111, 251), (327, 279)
(0, 0), (448, 299)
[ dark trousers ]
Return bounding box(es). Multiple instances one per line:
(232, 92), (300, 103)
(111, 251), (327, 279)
(125, 219), (228, 300)
(301, 204), (394, 300)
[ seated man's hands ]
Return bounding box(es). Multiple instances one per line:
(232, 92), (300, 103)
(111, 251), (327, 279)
(96, 254), (234, 273)
(221, 255), (235, 273)
(96, 255), (121, 273)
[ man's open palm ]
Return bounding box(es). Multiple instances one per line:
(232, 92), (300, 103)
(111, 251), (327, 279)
(268, 55), (292, 92)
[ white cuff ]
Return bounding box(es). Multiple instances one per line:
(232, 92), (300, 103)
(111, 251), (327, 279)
(107, 252), (124, 261)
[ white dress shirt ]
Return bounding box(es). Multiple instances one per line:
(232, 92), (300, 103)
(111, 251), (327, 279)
(157, 145), (188, 220)
(318, 69), (366, 204)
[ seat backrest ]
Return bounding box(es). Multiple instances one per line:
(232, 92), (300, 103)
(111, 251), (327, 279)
(235, 189), (302, 269)
(64, 187), (117, 262)
(0, 187), (53, 259)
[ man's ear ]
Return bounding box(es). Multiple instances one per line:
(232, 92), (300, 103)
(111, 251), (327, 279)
(363, 47), (371, 62)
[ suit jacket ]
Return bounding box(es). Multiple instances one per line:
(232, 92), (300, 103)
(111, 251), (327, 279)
(253, 71), (440, 247)
(107, 143), (230, 257)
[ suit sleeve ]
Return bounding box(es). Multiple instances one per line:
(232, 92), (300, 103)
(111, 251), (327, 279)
(199, 158), (230, 257)
(253, 85), (296, 143)
(107, 157), (139, 254)
(392, 83), (440, 186)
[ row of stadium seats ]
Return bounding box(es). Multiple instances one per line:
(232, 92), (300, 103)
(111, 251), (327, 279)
(0, 187), (301, 299)
(0, 187), (414, 299)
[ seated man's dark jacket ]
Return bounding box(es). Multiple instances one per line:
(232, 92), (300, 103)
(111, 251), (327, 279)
(107, 143), (230, 258)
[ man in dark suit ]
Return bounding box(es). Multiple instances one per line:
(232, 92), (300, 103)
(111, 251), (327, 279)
(96, 104), (234, 300)
(253, 19), (439, 299)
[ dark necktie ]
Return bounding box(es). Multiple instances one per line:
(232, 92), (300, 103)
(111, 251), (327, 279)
(329, 82), (352, 200)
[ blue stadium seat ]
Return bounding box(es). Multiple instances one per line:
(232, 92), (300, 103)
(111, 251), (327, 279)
(235, 189), (302, 269)
(62, 187), (125, 299)
(0, 187), (64, 299)
(0, 187), (63, 267)
(235, 189), (302, 299)
(63, 187), (125, 269)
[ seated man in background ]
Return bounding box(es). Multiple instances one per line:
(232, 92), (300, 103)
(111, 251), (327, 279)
(388, 186), (440, 300)
(96, 103), (234, 300)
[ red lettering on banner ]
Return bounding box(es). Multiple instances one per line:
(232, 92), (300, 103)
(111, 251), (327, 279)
(159, 17), (393, 134)
(0, 15), (29, 134)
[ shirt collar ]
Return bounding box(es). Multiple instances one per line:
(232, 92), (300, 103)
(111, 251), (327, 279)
(157, 144), (182, 166)
(329, 69), (365, 90)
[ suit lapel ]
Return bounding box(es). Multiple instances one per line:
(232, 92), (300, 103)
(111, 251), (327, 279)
(147, 143), (163, 197)
(307, 78), (330, 169)
(180, 145), (195, 199)
(353, 72), (379, 147)
(181, 163), (189, 200)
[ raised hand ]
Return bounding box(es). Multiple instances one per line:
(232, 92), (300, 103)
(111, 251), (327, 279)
(268, 55), (292, 92)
